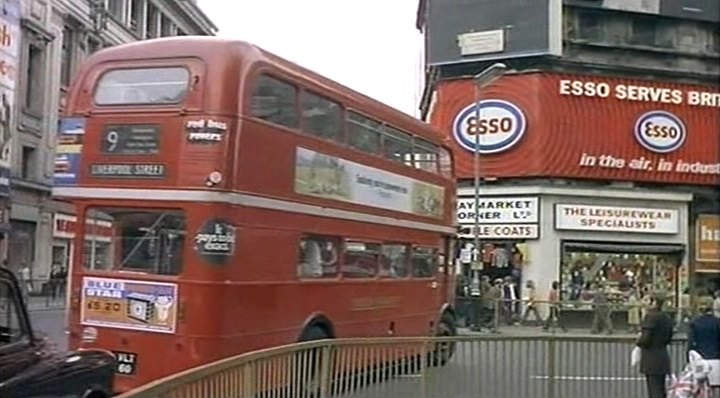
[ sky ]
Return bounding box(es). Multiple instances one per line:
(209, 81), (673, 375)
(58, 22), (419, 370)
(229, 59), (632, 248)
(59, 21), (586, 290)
(197, 0), (425, 117)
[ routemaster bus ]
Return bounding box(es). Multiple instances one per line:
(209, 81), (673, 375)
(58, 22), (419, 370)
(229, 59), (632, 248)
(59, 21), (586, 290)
(54, 36), (458, 393)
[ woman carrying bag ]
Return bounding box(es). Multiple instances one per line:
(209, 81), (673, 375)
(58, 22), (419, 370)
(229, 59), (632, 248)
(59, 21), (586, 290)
(688, 297), (720, 396)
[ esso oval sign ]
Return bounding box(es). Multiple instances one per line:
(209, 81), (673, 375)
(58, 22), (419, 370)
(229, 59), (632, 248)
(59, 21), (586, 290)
(452, 100), (527, 154)
(634, 110), (686, 153)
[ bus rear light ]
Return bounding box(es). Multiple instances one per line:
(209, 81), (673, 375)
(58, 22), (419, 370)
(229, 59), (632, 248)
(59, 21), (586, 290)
(205, 171), (223, 187)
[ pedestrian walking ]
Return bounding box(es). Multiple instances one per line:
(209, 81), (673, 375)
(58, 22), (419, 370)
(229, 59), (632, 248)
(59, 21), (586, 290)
(521, 279), (542, 325)
(487, 278), (503, 332)
(688, 297), (720, 396)
(627, 288), (641, 333)
(591, 283), (614, 334)
(18, 262), (32, 300)
(502, 276), (519, 325)
(543, 281), (566, 332)
(712, 291), (720, 319)
(636, 291), (674, 398)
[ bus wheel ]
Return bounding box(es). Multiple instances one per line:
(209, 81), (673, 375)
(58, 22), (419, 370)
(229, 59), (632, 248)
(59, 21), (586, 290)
(81, 389), (108, 398)
(431, 313), (457, 367)
(297, 326), (329, 398)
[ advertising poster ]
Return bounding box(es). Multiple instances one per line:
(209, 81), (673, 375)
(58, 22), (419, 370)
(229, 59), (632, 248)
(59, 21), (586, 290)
(294, 147), (445, 219)
(54, 117), (86, 186)
(194, 218), (236, 265)
(81, 277), (179, 334)
(0, 1), (21, 196)
(432, 73), (720, 186)
(696, 214), (720, 266)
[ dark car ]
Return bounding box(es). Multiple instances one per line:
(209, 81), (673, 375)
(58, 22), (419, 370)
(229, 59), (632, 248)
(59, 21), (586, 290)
(0, 267), (115, 397)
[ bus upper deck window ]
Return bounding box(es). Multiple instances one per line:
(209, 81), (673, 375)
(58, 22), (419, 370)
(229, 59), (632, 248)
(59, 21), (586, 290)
(347, 112), (381, 155)
(251, 75), (298, 128)
(413, 139), (439, 174)
(94, 67), (190, 106)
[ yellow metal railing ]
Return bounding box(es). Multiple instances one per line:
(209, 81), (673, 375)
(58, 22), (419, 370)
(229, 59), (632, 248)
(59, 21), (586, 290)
(117, 334), (688, 398)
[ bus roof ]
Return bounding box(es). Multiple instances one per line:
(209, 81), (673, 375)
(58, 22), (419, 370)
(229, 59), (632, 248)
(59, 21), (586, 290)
(79, 36), (447, 147)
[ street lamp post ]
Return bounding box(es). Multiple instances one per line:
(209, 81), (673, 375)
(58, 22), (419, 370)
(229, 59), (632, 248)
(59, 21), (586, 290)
(470, 63), (508, 287)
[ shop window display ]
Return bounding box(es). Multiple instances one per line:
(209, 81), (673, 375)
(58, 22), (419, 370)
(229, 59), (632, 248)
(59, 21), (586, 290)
(560, 250), (679, 307)
(457, 241), (526, 287)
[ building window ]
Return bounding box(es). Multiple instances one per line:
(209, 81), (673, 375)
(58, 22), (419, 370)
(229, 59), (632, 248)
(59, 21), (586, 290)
(160, 15), (174, 37)
(129, 0), (142, 34)
(576, 9), (604, 41)
(88, 37), (102, 54)
(24, 43), (45, 113)
(301, 91), (343, 141)
(60, 27), (74, 88)
(145, 3), (159, 39)
(560, 243), (681, 307)
(250, 75), (298, 128)
(630, 17), (657, 46)
(108, 0), (124, 21)
(21, 146), (37, 181)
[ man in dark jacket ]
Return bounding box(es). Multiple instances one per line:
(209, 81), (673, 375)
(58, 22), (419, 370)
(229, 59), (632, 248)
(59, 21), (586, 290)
(636, 291), (674, 398)
(689, 297), (720, 395)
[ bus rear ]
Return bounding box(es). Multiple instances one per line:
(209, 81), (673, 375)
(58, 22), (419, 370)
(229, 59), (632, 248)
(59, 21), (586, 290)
(55, 38), (241, 392)
(56, 37), (458, 393)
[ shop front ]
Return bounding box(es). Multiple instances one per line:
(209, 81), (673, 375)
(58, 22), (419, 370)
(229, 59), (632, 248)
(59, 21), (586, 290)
(53, 213), (75, 275)
(551, 196), (690, 327)
(456, 185), (691, 325)
(432, 70), (718, 317)
(53, 213), (115, 274)
(456, 195), (538, 280)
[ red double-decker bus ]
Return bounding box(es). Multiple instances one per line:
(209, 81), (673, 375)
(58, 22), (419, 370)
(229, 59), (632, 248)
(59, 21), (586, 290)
(55, 37), (457, 393)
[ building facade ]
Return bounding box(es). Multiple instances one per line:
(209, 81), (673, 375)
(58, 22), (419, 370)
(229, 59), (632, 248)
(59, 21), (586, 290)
(416, 0), (719, 312)
(5, 0), (216, 287)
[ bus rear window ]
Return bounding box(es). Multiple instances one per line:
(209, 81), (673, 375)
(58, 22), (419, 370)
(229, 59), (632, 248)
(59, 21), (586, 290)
(84, 208), (186, 275)
(94, 67), (190, 105)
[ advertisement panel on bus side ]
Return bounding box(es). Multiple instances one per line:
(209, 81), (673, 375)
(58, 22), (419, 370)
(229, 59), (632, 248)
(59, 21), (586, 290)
(294, 147), (446, 219)
(431, 72), (720, 186)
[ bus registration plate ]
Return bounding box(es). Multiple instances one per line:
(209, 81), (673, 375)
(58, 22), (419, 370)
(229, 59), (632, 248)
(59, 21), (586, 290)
(112, 351), (137, 375)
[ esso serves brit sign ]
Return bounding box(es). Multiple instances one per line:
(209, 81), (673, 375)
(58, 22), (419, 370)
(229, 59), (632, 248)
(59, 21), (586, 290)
(634, 110), (687, 154)
(452, 100), (527, 154)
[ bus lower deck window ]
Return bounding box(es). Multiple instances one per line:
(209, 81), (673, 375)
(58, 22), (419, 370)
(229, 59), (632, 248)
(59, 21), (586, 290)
(298, 236), (339, 278)
(84, 208), (186, 275)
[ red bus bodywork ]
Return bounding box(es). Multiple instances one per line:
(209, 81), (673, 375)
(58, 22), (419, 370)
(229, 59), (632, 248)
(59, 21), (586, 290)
(57, 37), (457, 393)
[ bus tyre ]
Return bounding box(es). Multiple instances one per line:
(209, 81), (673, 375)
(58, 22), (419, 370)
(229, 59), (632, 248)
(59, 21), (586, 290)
(297, 326), (329, 398)
(80, 389), (108, 398)
(431, 313), (457, 367)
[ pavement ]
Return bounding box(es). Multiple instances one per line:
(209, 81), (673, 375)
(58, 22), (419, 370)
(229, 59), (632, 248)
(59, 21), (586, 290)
(25, 295), (66, 311)
(28, 306), (68, 352)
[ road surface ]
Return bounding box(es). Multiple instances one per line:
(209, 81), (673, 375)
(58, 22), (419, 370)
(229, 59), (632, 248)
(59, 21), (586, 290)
(338, 338), (688, 398)
(29, 308), (68, 352)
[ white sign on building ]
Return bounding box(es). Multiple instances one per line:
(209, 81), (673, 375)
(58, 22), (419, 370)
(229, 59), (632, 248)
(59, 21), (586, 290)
(457, 197), (540, 239)
(555, 204), (679, 234)
(457, 197), (539, 224)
